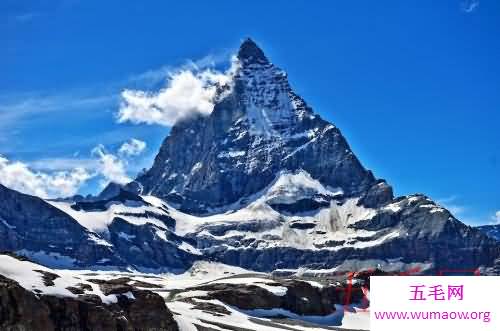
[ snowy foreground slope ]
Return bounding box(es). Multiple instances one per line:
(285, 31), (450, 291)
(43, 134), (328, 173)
(0, 254), (370, 330)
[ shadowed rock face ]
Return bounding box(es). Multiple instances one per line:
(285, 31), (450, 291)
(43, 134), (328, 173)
(188, 277), (369, 317)
(0, 184), (122, 268)
(0, 275), (179, 331)
(0, 184), (197, 271)
(197, 194), (500, 272)
(477, 224), (500, 241)
(127, 39), (500, 273)
(134, 39), (382, 214)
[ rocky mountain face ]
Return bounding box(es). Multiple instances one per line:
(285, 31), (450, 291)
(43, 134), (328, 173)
(127, 39), (498, 273)
(0, 275), (178, 331)
(477, 224), (500, 241)
(0, 39), (498, 277)
(0, 184), (120, 268)
(0, 254), (372, 331)
(1, 38), (500, 330)
(0, 184), (197, 271)
(0, 254), (178, 331)
(133, 38), (388, 214)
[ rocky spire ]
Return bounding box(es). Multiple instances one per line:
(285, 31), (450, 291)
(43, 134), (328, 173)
(237, 38), (269, 65)
(134, 37), (380, 213)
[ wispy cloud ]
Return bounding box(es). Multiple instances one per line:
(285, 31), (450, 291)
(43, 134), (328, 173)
(437, 195), (467, 217)
(126, 51), (232, 87)
(91, 145), (131, 186)
(0, 92), (117, 129)
(0, 49), (235, 196)
(28, 158), (99, 172)
(0, 137), (148, 198)
(0, 52), (233, 138)
(118, 138), (147, 157)
(437, 196), (486, 225)
(461, 0), (480, 13)
(13, 12), (41, 23)
(491, 211), (500, 225)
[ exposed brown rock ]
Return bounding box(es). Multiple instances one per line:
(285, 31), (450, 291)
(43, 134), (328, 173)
(0, 274), (179, 331)
(33, 270), (60, 286)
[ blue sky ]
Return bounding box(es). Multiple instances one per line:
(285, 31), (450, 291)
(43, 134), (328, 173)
(0, 0), (498, 224)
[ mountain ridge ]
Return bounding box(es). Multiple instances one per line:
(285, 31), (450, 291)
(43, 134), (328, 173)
(0, 39), (498, 276)
(132, 39), (388, 214)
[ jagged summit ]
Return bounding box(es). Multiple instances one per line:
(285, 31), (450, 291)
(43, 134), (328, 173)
(237, 38), (269, 64)
(133, 39), (383, 213)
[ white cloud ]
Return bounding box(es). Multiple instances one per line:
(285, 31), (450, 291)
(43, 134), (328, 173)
(29, 158), (99, 171)
(446, 205), (466, 216)
(0, 138), (148, 198)
(437, 195), (467, 217)
(91, 145), (132, 186)
(461, 0), (480, 13)
(0, 155), (93, 198)
(491, 211), (500, 225)
(118, 138), (147, 157)
(117, 63), (235, 127)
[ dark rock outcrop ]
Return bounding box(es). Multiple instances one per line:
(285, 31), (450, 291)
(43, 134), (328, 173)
(0, 184), (195, 271)
(0, 184), (123, 268)
(191, 278), (367, 316)
(107, 217), (196, 271)
(476, 224), (500, 241)
(0, 274), (178, 331)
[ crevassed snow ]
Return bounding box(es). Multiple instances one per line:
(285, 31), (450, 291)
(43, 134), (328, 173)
(165, 170), (344, 235)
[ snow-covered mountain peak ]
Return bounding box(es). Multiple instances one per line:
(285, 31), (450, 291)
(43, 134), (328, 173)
(230, 40), (311, 139)
(237, 38), (269, 65)
(133, 39), (379, 212)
